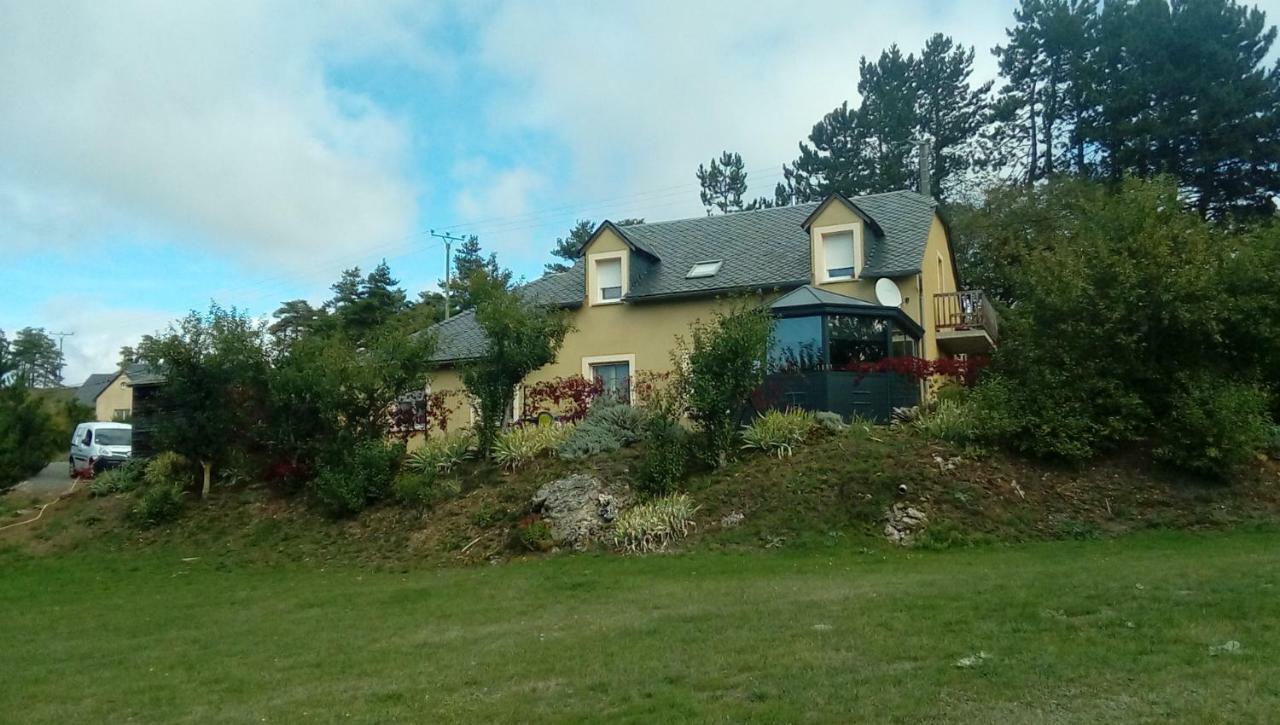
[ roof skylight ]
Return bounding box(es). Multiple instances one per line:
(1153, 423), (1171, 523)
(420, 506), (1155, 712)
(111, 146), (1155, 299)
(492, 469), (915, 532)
(685, 260), (723, 279)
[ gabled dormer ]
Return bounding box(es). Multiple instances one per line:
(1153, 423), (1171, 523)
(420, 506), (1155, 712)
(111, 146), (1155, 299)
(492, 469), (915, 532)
(578, 220), (660, 306)
(801, 194), (884, 286)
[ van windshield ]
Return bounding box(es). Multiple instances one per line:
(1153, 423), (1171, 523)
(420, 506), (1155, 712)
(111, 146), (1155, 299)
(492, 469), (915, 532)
(96, 429), (132, 446)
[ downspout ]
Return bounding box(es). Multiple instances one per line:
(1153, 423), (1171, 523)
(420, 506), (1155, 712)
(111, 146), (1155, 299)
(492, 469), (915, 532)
(917, 273), (928, 404)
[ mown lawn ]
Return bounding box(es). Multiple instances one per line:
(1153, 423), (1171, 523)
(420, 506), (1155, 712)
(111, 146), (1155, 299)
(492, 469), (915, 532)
(2, 530), (1278, 723)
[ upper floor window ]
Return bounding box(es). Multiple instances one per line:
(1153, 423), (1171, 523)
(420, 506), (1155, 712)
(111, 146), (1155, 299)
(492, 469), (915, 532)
(594, 255), (623, 303)
(822, 231), (856, 281)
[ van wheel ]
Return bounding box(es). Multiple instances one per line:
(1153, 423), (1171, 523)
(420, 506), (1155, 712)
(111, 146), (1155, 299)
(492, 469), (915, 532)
(69, 457), (77, 477)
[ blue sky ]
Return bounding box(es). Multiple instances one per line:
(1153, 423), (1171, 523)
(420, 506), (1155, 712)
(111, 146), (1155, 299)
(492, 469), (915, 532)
(5, 0), (1279, 382)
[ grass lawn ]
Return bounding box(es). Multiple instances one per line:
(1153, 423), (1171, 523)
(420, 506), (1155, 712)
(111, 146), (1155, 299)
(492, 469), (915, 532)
(2, 530), (1278, 723)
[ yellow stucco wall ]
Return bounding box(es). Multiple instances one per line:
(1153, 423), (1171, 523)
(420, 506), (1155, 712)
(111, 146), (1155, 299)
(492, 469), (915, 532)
(422, 204), (959, 434)
(94, 373), (132, 422)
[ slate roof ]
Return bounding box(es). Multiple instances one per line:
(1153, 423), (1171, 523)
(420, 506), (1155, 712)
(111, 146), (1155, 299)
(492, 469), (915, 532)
(428, 309), (489, 362)
(123, 363), (165, 386)
(75, 372), (118, 406)
(426, 190), (938, 362)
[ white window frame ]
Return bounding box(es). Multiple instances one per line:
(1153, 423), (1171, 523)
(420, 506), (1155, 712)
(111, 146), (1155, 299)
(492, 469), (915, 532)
(588, 251), (627, 306)
(581, 353), (636, 404)
(814, 222), (863, 283)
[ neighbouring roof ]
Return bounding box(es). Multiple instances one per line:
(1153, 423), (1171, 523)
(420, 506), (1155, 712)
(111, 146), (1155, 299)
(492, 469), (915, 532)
(425, 189), (938, 362)
(75, 372), (118, 406)
(123, 362), (165, 386)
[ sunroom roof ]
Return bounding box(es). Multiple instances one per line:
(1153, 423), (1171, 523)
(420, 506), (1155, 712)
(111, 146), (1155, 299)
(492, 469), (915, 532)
(769, 285), (879, 310)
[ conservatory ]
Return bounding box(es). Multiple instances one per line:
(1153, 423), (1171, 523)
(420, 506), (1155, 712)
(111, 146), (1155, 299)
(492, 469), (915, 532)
(754, 285), (925, 422)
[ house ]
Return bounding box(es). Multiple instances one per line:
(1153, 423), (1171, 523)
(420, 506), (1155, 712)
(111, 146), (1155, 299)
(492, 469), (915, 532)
(425, 188), (997, 426)
(75, 363), (156, 422)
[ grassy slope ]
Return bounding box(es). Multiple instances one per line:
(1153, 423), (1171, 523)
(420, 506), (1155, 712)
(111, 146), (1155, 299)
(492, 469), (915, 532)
(3, 426), (1279, 566)
(2, 530), (1278, 723)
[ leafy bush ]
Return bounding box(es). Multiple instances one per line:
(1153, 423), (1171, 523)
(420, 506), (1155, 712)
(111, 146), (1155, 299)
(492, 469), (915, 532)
(493, 424), (573, 472)
(392, 470), (458, 507)
(144, 452), (192, 490)
(309, 440), (404, 516)
(556, 402), (646, 460)
(406, 433), (473, 475)
(911, 400), (977, 444)
(130, 485), (185, 527)
(1152, 377), (1271, 479)
(1268, 425), (1280, 461)
(517, 517), (554, 551)
(88, 460), (144, 497)
(636, 417), (690, 498)
(676, 305), (773, 467)
(613, 494), (699, 554)
(740, 409), (815, 459)
(0, 384), (59, 492)
(813, 411), (846, 433)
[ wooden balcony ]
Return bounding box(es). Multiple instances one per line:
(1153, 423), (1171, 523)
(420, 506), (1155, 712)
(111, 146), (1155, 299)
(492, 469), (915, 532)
(934, 290), (999, 355)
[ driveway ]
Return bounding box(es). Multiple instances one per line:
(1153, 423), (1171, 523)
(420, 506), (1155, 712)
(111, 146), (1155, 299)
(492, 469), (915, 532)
(11, 461), (75, 502)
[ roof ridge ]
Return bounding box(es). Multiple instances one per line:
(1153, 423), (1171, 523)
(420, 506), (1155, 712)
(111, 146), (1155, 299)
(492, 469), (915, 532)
(618, 201), (821, 230)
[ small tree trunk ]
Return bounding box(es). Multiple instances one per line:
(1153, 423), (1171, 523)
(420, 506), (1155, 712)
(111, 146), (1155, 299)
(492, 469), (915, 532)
(201, 461), (212, 499)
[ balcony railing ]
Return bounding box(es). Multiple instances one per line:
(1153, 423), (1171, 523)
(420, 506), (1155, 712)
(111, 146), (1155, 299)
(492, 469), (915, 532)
(934, 290), (999, 343)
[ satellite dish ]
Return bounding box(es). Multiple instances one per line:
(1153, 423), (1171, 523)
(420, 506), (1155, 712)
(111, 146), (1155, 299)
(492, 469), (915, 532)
(875, 278), (903, 307)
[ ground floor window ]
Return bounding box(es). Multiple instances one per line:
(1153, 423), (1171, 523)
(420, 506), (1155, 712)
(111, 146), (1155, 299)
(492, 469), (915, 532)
(590, 361), (631, 404)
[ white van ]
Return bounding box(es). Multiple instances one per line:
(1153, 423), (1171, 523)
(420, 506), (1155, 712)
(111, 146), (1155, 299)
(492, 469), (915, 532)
(70, 422), (133, 476)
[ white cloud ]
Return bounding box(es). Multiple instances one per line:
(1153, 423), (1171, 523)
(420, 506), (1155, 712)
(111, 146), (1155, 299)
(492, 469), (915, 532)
(472, 0), (1017, 220)
(36, 296), (176, 384)
(0, 0), (430, 265)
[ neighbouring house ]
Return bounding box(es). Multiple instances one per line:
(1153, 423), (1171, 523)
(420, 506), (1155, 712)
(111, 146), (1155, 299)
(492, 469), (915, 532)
(74, 363), (158, 423)
(424, 188), (997, 427)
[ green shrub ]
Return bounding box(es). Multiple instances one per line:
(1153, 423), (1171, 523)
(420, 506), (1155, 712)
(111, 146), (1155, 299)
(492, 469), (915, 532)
(88, 461), (144, 497)
(636, 417), (690, 498)
(144, 452), (193, 490)
(911, 400), (977, 444)
(310, 440), (404, 516)
(740, 409), (815, 459)
(556, 402), (646, 460)
(813, 411), (846, 433)
(967, 374), (1145, 461)
(493, 424), (573, 472)
(517, 518), (554, 552)
(613, 494), (699, 554)
(130, 485), (185, 527)
(1267, 424), (1280, 461)
(406, 433), (474, 475)
(392, 470), (437, 506)
(677, 305), (773, 468)
(1152, 377), (1271, 479)
(0, 384), (60, 492)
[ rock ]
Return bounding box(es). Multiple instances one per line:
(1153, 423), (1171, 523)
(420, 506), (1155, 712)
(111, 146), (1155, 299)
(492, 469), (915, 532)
(883, 502), (929, 546)
(1209, 640), (1242, 656)
(531, 474), (631, 550)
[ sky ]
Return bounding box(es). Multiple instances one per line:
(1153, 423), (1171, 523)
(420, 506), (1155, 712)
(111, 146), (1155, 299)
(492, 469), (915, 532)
(3, 0), (1278, 384)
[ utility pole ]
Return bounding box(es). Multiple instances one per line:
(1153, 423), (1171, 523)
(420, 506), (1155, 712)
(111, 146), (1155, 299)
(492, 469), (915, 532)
(49, 330), (74, 385)
(430, 230), (467, 320)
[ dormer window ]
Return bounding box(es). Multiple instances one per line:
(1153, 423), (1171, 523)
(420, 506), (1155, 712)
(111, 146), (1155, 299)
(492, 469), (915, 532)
(686, 260), (723, 279)
(590, 252), (626, 305)
(822, 231), (856, 281)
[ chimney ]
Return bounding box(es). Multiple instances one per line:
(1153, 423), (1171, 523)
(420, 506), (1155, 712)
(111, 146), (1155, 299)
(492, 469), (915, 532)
(916, 136), (932, 197)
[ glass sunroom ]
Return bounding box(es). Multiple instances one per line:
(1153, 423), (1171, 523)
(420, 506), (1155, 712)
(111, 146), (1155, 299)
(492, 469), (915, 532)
(753, 285), (925, 422)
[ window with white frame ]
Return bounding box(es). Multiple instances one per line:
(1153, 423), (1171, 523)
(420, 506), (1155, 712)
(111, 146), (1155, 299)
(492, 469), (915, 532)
(590, 361), (631, 403)
(822, 230), (856, 280)
(595, 256), (623, 302)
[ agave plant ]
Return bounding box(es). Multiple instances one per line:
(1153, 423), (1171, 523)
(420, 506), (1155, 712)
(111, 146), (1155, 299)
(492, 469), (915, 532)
(613, 494), (699, 554)
(740, 409), (815, 459)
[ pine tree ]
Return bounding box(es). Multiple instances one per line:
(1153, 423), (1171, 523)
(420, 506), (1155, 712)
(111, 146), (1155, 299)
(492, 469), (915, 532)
(697, 151), (750, 214)
(10, 327), (63, 387)
(447, 236), (511, 313)
(269, 300), (328, 347)
(546, 220), (595, 273)
(783, 101), (873, 202)
(916, 34), (995, 197)
(1089, 0), (1280, 217)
